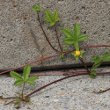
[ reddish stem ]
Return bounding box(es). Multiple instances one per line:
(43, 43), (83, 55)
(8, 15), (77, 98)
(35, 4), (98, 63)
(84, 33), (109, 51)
(0, 54), (59, 75)
(84, 45), (110, 49)
(0, 44), (110, 75)
(79, 57), (90, 73)
(26, 72), (87, 97)
(37, 13), (60, 53)
(54, 26), (63, 52)
(26, 71), (110, 97)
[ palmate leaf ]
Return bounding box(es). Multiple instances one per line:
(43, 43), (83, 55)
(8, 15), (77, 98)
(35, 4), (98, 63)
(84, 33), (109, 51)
(28, 76), (38, 82)
(78, 34), (88, 42)
(74, 23), (80, 38)
(90, 52), (110, 78)
(62, 28), (74, 38)
(10, 66), (38, 88)
(92, 52), (110, 65)
(14, 79), (24, 86)
(54, 10), (60, 22)
(44, 9), (60, 27)
(102, 52), (110, 61)
(63, 23), (88, 48)
(23, 65), (31, 81)
(45, 10), (53, 23)
(92, 55), (102, 70)
(32, 4), (41, 13)
(10, 71), (22, 80)
(63, 28), (75, 45)
(26, 76), (38, 85)
(64, 38), (74, 45)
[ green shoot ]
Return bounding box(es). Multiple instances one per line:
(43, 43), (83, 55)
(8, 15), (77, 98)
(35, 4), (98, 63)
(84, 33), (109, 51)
(62, 23), (88, 60)
(32, 4), (41, 13)
(10, 65), (38, 101)
(90, 52), (110, 78)
(10, 65), (38, 86)
(63, 23), (88, 50)
(44, 10), (60, 27)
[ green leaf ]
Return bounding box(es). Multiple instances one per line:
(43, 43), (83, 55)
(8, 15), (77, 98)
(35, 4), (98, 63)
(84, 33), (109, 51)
(44, 9), (60, 27)
(92, 56), (101, 65)
(74, 23), (80, 37)
(92, 52), (110, 66)
(91, 55), (102, 75)
(54, 10), (60, 22)
(51, 22), (55, 27)
(32, 4), (41, 13)
(23, 65), (31, 81)
(29, 76), (38, 81)
(45, 10), (53, 23)
(102, 52), (110, 61)
(64, 38), (74, 45)
(63, 24), (88, 50)
(26, 76), (38, 85)
(10, 71), (22, 80)
(14, 79), (24, 86)
(78, 34), (88, 42)
(62, 28), (74, 38)
(89, 71), (97, 78)
(91, 52), (110, 78)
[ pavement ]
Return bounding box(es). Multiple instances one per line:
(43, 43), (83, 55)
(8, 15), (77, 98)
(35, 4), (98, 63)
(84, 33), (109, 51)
(0, 0), (110, 68)
(0, 0), (110, 110)
(0, 69), (110, 110)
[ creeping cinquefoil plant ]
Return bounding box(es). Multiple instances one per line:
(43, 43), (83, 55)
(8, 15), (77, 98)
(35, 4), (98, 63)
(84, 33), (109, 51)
(63, 23), (88, 60)
(1, 4), (110, 109)
(9, 65), (38, 108)
(90, 52), (110, 78)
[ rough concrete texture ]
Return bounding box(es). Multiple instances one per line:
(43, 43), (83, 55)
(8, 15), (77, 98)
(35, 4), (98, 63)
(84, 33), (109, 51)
(0, 69), (110, 110)
(0, 1), (110, 110)
(0, 0), (110, 69)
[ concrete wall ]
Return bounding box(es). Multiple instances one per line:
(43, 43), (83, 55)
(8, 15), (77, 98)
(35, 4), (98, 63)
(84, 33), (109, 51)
(0, 0), (110, 69)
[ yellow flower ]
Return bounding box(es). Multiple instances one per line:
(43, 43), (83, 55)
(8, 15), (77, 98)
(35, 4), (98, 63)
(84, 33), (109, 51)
(74, 50), (81, 57)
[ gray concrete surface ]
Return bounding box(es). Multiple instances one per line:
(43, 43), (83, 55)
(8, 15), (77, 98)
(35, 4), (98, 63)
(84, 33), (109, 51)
(0, 0), (110, 69)
(0, 69), (110, 110)
(0, 0), (110, 110)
